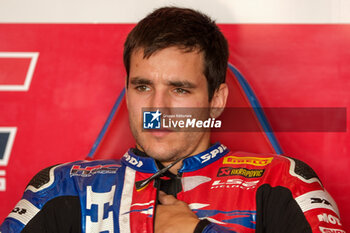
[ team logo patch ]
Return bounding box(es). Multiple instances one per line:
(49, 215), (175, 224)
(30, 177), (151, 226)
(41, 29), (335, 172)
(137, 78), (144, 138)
(200, 144), (227, 163)
(295, 190), (338, 214)
(317, 213), (342, 226)
(223, 156), (273, 166)
(7, 199), (40, 225)
(11, 207), (27, 215)
(319, 227), (345, 233)
(211, 179), (259, 190)
(217, 167), (265, 178)
(143, 110), (161, 129)
(70, 164), (120, 177)
(123, 153), (144, 168)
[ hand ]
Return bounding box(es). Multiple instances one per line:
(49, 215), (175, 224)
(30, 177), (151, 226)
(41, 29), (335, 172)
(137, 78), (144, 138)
(155, 191), (200, 233)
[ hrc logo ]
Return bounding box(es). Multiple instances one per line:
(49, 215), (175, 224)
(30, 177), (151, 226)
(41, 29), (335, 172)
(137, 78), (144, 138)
(70, 164), (120, 177)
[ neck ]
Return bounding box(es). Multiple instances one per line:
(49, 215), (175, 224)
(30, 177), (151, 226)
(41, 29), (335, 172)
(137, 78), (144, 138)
(135, 133), (211, 174)
(161, 139), (211, 174)
(162, 159), (184, 175)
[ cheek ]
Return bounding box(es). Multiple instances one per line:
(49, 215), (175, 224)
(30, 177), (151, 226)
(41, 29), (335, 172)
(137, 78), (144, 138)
(171, 92), (209, 108)
(189, 89), (210, 108)
(126, 96), (141, 122)
(186, 97), (210, 108)
(129, 106), (141, 122)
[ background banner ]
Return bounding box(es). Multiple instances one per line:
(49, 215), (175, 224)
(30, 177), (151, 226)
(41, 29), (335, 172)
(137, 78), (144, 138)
(0, 0), (349, 230)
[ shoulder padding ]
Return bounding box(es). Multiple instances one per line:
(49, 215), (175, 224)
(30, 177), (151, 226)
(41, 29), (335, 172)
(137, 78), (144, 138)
(286, 157), (322, 185)
(26, 164), (59, 190)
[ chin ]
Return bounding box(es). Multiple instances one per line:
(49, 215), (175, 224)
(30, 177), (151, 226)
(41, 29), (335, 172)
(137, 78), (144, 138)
(133, 129), (207, 162)
(144, 140), (175, 159)
(138, 136), (182, 162)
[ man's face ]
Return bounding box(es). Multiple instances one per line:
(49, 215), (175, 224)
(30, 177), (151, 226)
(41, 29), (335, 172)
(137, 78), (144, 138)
(126, 47), (214, 163)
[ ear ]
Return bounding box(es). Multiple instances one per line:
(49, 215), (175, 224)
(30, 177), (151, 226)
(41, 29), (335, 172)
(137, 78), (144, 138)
(210, 83), (228, 118)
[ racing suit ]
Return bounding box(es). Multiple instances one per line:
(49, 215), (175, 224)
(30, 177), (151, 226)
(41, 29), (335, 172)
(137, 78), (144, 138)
(0, 143), (346, 233)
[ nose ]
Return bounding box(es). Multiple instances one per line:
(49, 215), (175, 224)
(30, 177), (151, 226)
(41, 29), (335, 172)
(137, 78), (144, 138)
(151, 89), (169, 108)
(150, 89), (174, 117)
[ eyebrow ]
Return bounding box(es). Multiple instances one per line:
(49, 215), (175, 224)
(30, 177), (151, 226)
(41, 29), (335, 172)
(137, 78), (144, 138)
(129, 77), (197, 88)
(167, 80), (197, 88)
(129, 77), (153, 85)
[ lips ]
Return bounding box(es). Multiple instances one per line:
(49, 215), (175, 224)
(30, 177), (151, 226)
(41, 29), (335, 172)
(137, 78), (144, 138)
(148, 128), (173, 138)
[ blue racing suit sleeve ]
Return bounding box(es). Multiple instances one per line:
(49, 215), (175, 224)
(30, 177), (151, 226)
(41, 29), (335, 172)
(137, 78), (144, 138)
(0, 163), (81, 233)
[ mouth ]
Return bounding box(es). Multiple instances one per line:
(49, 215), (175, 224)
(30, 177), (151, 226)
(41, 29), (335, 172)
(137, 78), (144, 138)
(147, 128), (173, 138)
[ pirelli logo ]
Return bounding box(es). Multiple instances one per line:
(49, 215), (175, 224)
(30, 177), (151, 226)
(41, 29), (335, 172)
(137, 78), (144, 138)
(223, 156), (273, 166)
(217, 167), (265, 178)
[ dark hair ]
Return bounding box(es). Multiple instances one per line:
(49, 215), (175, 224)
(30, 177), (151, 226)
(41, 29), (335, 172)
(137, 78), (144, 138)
(123, 7), (228, 100)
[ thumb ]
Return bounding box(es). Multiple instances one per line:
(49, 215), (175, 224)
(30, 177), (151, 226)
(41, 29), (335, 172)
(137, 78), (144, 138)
(158, 191), (178, 205)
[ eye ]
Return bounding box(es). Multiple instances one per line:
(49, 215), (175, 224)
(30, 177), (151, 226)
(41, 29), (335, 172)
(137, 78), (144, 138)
(174, 88), (190, 95)
(135, 85), (151, 92)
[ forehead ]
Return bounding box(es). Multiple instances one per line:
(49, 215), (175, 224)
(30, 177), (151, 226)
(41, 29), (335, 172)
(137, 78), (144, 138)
(129, 47), (205, 82)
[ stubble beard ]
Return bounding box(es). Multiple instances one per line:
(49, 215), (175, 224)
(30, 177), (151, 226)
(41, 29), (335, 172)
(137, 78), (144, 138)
(134, 131), (187, 163)
(130, 125), (197, 163)
(129, 114), (209, 164)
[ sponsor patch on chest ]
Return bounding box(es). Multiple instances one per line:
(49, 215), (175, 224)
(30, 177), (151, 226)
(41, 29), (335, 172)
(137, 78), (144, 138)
(223, 156), (273, 166)
(210, 179), (259, 190)
(217, 167), (265, 178)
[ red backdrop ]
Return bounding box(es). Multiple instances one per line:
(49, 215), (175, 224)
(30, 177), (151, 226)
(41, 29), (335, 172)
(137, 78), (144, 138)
(0, 24), (349, 230)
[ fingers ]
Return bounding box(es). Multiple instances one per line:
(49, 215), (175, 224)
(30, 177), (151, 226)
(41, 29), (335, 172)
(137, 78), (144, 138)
(155, 192), (200, 233)
(158, 191), (179, 205)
